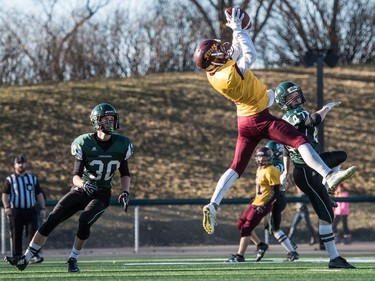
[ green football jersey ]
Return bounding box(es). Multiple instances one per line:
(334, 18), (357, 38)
(282, 106), (320, 166)
(272, 158), (284, 174)
(272, 158), (286, 193)
(71, 133), (134, 189)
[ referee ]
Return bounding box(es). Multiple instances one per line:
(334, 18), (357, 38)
(2, 155), (46, 263)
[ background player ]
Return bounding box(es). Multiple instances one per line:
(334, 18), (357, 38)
(226, 146), (279, 263)
(5, 103), (134, 272)
(249, 141), (299, 262)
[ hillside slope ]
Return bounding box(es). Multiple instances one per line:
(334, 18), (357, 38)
(0, 66), (374, 200)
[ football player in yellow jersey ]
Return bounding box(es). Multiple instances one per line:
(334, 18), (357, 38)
(193, 7), (357, 235)
(226, 146), (283, 263)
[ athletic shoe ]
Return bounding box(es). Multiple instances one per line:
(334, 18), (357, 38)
(67, 258), (80, 273)
(324, 166), (357, 194)
(4, 255), (29, 271)
(287, 251), (300, 262)
(225, 254), (245, 263)
(202, 204), (217, 235)
(29, 255), (44, 264)
(329, 256), (356, 269)
(255, 242), (269, 262)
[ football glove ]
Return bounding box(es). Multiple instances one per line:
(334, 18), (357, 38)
(118, 191), (130, 212)
(82, 180), (98, 196)
(255, 205), (267, 214)
(325, 101), (341, 110)
(225, 7), (244, 31)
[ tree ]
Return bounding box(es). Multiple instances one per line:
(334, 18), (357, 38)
(188, 0), (276, 42)
(265, 0), (375, 66)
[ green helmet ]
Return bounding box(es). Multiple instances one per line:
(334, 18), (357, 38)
(90, 103), (120, 134)
(265, 141), (283, 159)
(275, 81), (306, 111)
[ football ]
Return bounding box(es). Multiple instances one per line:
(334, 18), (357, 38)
(225, 7), (251, 30)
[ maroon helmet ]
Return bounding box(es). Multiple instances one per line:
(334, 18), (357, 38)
(193, 39), (231, 71)
(255, 146), (274, 167)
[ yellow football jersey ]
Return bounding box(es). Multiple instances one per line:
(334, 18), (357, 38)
(252, 165), (280, 206)
(206, 60), (269, 116)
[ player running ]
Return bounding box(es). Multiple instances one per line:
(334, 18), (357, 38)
(249, 141), (299, 262)
(226, 146), (280, 263)
(193, 7), (357, 235)
(4, 103), (134, 272)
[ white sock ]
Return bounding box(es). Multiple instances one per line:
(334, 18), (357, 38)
(319, 224), (339, 259)
(210, 169), (239, 205)
(298, 143), (331, 178)
(274, 230), (295, 253)
(69, 246), (82, 260)
(25, 242), (42, 261)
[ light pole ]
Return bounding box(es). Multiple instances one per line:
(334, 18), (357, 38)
(304, 49), (338, 152)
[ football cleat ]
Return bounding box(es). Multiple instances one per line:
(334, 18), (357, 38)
(202, 204), (217, 235)
(329, 256), (356, 269)
(67, 258), (80, 273)
(225, 254), (245, 263)
(4, 255), (29, 271)
(255, 242), (269, 262)
(29, 255), (44, 264)
(286, 251), (300, 262)
(324, 166), (357, 194)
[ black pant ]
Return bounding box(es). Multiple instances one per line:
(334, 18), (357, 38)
(293, 151), (347, 223)
(38, 187), (111, 240)
(8, 208), (38, 257)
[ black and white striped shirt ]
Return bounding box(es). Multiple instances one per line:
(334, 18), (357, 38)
(3, 173), (42, 209)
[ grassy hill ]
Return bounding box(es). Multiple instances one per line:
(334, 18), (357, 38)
(0, 66), (374, 200)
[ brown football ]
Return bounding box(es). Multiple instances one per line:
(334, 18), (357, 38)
(225, 7), (251, 30)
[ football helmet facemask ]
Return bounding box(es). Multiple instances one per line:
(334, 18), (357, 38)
(255, 146), (273, 167)
(275, 81), (306, 111)
(193, 39), (232, 71)
(90, 103), (120, 134)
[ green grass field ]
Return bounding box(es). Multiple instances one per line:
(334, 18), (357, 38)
(1, 255), (374, 281)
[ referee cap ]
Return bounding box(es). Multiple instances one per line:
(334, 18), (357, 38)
(14, 155), (26, 164)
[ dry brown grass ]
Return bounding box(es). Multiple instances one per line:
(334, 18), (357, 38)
(0, 67), (374, 200)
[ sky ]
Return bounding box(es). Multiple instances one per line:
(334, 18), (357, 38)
(0, 0), (142, 17)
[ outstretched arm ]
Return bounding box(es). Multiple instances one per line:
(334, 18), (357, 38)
(316, 101), (341, 121)
(225, 8), (256, 75)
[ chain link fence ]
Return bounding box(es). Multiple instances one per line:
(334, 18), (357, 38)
(1, 198), (374, 255)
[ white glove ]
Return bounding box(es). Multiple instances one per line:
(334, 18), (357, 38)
(225, 7), (244, 31)
(82, 180), (98, 196)
(280, 172), (289, 189)
(118, 191), (130, 212)
(325, 101), (341, 110)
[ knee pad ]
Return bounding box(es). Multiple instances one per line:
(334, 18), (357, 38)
(77, 216), (92, 240)
(38, 213), (60, 236)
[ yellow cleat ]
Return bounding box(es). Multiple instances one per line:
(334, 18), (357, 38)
(202, 204), (217, 234)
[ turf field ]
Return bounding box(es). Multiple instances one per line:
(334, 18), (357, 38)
(1, 255), (374, 281)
